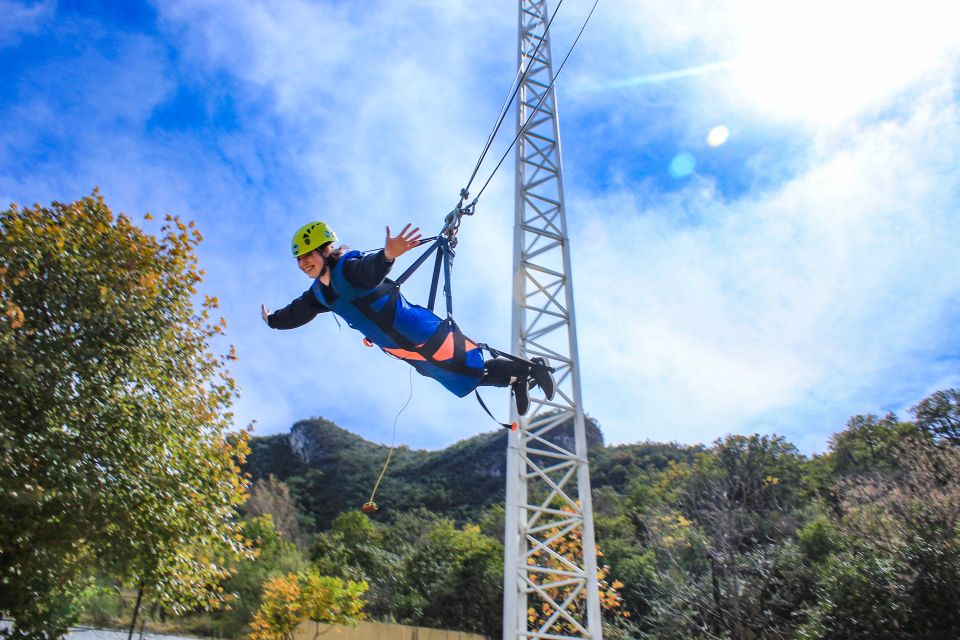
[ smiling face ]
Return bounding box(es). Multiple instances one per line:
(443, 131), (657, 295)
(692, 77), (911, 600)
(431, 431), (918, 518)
(297, 246), (329, 279)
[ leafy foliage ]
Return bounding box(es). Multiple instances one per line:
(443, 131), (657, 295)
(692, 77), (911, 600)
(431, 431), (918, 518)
(310, 510), (403, 618)
(912, 388), (960, 445)
(246, 574), (303, 640)
(244, 477), (307, 549)
(240, 397), (960, 638)
(631, 435), (816, 639)
(211, 515), (308, 638)
(0, 193), (250, 636)
(801, 433), (960, 639)
(826, 412), (916, 478)
(524, 508), (627, 637)
(589, 441), (703, 494)
(247, 569), (367, 640)
(6, 205), (958, 640)
(397, 520), (503, 637)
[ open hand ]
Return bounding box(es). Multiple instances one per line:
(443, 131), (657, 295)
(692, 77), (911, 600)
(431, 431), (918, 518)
(384, 223), (422, 261)
(261, 304), (271, 325)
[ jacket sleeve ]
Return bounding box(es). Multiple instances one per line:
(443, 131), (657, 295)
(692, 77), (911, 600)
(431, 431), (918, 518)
(267, 289), (329, 329)
(342, 250), (394, 289)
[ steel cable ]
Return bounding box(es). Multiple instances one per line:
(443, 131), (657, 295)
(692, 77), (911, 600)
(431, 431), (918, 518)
(474, 0), (601, 201)
(462, 0), (566, 195)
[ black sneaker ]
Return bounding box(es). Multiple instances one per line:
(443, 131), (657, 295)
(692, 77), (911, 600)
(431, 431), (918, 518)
(530, 357), (556, 401)
(512, 379), (530, 416)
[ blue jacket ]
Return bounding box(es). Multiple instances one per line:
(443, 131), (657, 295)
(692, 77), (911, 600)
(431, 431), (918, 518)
(310, 251), (485, 397)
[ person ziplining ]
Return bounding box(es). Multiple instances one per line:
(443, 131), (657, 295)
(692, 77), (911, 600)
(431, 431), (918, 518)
(261, 220), (555, 417)
(259, 0), (605, 423)
(258, 0), (599, 513)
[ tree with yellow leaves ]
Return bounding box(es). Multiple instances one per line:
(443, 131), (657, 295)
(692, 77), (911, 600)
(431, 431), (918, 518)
(248, 569), (368, 640)
(0, 192), (251, 637)
(525, 507), (627, 636)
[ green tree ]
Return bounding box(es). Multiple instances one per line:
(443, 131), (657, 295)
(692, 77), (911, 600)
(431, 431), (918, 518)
(210, 515), (307, 637)
(398, 519), (503, 637)
(311, 511), (404, 620)
(640, 435), (814, 640)
(801, 433), (960, 639)
(0, 193), (250, 637)
(298, 571), (368, 637)
(594, 500), (658, 626)
(826, 412), (916, 478)
(245, 476), (307, 549)
(912, 388), (960, 445)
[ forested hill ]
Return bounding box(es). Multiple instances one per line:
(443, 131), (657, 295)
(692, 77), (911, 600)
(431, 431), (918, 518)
(244, 415), (701, 530)
(241, 391), (960, 638)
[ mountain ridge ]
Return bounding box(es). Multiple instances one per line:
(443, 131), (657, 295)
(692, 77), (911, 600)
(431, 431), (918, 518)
(244, 415), (700, 530)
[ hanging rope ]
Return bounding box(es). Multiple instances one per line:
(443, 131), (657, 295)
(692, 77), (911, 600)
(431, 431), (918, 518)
(362, 366), (415, 513)
(428, 0), (601, 245)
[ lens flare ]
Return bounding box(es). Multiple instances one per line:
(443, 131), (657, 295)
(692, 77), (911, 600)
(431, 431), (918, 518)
(707, 125), (730, 147)
(669, 152), (696, 178)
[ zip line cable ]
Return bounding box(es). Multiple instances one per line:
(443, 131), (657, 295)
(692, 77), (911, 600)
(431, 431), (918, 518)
(462, 0), (566, 195)
(462, 67), (525, 193)
(362, 366), (414, 513)
(473, 0), (601, 201)
(361, 2), (600, 509)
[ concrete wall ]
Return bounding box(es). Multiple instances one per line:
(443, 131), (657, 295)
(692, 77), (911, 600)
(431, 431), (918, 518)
(294, 621), (487, 640)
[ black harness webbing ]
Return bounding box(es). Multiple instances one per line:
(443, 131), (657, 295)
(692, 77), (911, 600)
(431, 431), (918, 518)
(474, 389), (517, 431)
(393, 234), (455, 318)
(351, 280), (482, 380)
(375, 199), (540, 429)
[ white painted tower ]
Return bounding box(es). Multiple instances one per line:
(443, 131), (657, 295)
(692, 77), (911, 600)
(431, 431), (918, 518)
(502, 2), (603, 640)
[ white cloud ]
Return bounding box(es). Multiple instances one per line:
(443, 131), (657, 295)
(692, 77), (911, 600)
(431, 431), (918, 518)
(4, 0), (960, 455)
(574, 82), (960, 451)
(569, 0), (960, 134)
(145, 0), (523, 447)
(137, 0), (960, 456)
(0, 0), (54, 47)
(729, 0), (960, 124)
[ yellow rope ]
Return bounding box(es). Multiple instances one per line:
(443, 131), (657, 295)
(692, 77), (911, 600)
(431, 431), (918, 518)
(366, 367), (414, 508)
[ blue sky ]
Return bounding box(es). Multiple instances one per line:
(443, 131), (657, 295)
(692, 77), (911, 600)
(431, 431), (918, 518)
(3, 0), (959, 454)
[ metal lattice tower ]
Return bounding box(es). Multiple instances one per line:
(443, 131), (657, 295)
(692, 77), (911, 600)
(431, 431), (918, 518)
(502, 2), (602, 640)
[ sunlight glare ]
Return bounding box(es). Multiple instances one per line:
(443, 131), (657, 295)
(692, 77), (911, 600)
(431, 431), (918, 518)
(732, 0), (959, 123)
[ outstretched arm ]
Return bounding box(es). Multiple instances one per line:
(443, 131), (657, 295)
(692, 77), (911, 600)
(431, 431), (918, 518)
(262, 290), (328, 329)
(341, 223), (423, 288)
(383, 223), (422, 262)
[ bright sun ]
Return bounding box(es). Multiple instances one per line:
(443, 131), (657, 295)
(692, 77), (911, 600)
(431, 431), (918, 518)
(731, 0), (959, 123)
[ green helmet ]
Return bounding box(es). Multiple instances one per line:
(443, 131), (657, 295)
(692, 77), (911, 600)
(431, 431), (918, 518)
(291, 221), (337, 258)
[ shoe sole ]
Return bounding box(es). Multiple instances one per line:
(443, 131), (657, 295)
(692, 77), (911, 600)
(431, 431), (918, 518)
(530, 357), (556, 401)
(512, 382), (530, 415)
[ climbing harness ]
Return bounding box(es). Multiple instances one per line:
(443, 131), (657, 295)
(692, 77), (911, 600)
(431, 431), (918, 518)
(315, 241), (485, 398)
(389, 188), (475, 320)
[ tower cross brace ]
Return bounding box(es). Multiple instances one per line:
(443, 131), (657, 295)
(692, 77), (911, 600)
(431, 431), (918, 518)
(502, 2), (603, 640)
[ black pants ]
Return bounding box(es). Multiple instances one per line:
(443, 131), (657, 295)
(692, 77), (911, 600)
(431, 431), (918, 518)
(478, 357), (529, 388)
